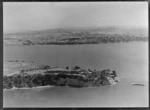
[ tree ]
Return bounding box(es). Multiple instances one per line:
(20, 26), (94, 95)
(112, 70), (117, 76)
(74, 66), (81, 70)
(20, 70), (25, 73)
(66, 66), (69, 69)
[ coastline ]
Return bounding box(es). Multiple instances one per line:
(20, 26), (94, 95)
(3, 40), (148, 46)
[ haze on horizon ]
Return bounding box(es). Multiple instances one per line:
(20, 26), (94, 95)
(3, 2), (148, 33)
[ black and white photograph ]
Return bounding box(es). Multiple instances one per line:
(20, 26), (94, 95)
(3, 2), (148, 107)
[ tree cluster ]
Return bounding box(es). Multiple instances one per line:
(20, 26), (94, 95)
(3, 68), (118, 89)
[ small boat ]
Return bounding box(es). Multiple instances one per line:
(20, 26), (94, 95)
(132, 83), (145, 86)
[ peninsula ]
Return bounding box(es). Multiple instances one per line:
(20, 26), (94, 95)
(3, 61), (119, 89)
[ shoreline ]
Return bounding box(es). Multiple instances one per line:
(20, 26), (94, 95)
(4, 40), (148, 46)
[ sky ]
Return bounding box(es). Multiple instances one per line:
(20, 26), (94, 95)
(3, 2), (148, 33)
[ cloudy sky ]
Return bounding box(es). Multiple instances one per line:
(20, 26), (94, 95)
(3, 2), (148, 33)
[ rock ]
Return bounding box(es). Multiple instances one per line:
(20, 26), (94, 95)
(101, 69), (119, 85)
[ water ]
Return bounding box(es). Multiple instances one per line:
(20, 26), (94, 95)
(3, 42), (148, 107)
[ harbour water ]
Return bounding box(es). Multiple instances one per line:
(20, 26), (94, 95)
(3, 42), (148, 107)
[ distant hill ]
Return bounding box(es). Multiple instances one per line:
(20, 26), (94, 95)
(3, 27), (148, 45)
